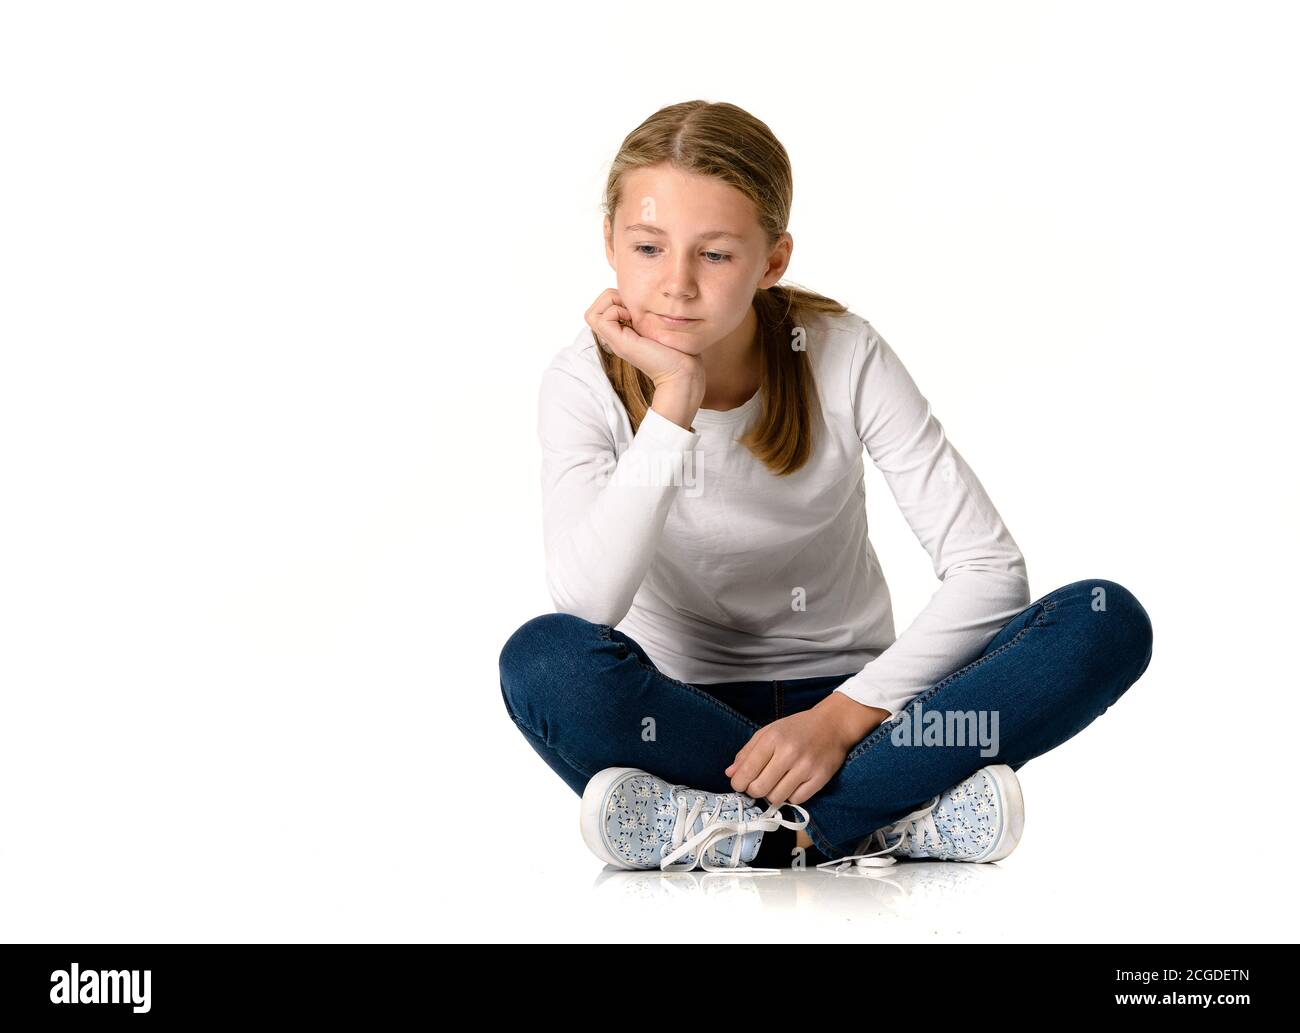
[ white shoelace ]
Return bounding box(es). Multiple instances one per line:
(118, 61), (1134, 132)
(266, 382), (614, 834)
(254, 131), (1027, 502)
(814, 794), (942, 873)
(659, 790), (811, 874)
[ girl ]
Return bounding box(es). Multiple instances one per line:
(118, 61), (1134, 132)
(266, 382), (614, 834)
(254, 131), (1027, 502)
(499, 100), (1153, 874)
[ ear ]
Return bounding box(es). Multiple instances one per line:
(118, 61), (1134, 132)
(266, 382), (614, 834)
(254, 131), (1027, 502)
(758, 232), (794, 289)
(604, 216), (616, 271)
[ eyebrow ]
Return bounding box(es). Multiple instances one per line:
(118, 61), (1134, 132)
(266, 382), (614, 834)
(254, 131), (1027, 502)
(624, 223), (743, 241)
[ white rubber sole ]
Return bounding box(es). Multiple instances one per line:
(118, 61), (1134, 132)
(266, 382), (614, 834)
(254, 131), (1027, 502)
(580, 766), (645, 869)
(978, 763), (1025, 862)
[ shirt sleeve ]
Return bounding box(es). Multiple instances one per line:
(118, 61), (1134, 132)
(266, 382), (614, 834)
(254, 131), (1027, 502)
(832, 320), (1031, 721)
(538, 363), (701, 628)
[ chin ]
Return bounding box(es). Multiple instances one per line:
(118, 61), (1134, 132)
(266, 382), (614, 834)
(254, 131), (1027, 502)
(641, 328), (705, 352)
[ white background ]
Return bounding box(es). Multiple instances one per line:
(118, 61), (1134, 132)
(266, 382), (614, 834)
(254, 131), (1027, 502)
(2, 1), (1296, 942)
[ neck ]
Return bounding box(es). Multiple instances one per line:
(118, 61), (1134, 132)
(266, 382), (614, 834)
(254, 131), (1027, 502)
(699, 302), (761, 411)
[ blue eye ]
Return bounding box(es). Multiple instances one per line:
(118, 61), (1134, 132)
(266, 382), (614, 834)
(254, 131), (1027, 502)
(633, 244), (731, 264)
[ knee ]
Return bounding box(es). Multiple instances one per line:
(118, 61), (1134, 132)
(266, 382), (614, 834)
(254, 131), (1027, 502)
(1069, 578), (1154, 682)
(499, 612), (603, 673)
(498, 612), (608, 720)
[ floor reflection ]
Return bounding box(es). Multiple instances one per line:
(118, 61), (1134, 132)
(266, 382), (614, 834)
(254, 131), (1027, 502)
(590, 858), (1004, 916)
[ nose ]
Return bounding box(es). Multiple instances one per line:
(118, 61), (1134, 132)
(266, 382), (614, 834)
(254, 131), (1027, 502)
(659, 251), (698, 300)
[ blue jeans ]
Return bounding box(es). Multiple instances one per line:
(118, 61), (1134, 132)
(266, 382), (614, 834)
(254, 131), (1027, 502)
(498, 578), (1153, 860)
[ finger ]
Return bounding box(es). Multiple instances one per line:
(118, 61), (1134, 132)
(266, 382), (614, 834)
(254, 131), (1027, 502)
(725, 732), (759, 774)
(594, 291), (626, 317)
(594, 307), (636, 350)
(787, 773), (825, 808)
(592, 320), (630, 356)
(586, 292), (629, 336)
(585, 288), (620, 323)
(605, 307), (634, 334)
(744, 752), (790, 802)
(766, 768), (808, 809)
(729, 737), (773, 794)
(725, 736), (757, 779)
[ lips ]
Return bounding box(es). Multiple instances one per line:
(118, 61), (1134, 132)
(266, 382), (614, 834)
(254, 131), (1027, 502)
(655, 313), (699, 323)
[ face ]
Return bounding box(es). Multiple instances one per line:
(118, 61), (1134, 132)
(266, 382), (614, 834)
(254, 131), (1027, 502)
(604, 163), (792, 354)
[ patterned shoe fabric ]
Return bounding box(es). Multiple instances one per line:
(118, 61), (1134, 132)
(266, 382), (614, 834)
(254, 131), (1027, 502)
(580, 767), (811, 874)
(815, 764), (1024, 872)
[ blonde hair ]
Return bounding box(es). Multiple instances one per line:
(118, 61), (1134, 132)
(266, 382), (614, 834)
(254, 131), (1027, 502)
(596, 99), (848, 476)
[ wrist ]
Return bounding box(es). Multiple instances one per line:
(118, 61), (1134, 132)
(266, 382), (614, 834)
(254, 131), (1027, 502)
(654, 377), (704, 404)
(817, 690), (889, 746)
(650, 379), (704, 431)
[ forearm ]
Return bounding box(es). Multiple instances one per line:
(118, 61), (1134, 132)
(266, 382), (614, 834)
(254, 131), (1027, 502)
(543, 395), (702, 627)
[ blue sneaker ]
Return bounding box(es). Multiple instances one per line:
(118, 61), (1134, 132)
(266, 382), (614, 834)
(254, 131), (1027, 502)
(816, 764), (1025, 871)
(580, 767), (810, 873)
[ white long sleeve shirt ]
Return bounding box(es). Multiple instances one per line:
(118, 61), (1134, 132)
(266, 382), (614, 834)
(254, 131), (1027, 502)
(536, 308), (1030, 721)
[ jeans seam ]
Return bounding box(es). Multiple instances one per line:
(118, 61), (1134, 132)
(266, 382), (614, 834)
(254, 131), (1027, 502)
(599, 624), (760, 734)
(843, 601), (1050, 764)
(596, 623), (627, 656)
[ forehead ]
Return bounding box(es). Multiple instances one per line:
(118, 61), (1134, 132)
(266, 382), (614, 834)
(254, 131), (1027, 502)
(618, 165), (757, 236)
